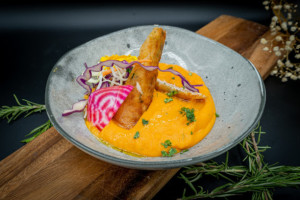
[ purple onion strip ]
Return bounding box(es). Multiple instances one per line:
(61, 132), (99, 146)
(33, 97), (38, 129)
(76, 60), (202, 94)
(62, 99), (88, 116)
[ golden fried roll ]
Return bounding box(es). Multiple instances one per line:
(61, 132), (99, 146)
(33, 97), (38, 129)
(155, 79), (206, 100)
(113, 27), (166, 129)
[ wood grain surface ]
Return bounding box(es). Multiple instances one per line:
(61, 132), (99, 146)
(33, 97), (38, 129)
(0, 15), (277, 200)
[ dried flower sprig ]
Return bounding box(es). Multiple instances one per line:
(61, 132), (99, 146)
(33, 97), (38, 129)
(261, 0), (300, 82)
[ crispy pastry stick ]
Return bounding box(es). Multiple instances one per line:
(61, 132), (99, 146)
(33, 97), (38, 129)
(155, 79), (206, 100)
(113, 27), (166, 129)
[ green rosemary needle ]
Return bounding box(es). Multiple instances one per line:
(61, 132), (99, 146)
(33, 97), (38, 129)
(0, 94), (46, 123)
(21, 120), (52, 143)
(178, 125), (300, 200)
(0, 94), (51, 143)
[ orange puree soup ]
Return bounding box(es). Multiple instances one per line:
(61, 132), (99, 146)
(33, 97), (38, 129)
(85, 63), (216, 157)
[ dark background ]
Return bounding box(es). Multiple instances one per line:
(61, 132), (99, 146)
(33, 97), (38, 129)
(0, 1), (299, 199)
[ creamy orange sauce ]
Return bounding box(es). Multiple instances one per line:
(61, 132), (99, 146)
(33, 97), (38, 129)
(85, 63), (216, 157)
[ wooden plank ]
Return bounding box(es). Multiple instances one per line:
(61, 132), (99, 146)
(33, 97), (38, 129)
(0, 15), (277, 200)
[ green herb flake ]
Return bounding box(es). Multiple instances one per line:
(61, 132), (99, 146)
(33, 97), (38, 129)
(161, 148), (177, 157)
(189, 72), (193, 76)
(133, 131), (140, 139)
(131, 72), (135, 79)
(161, 140), (172, 148)
(168, 148), (177, 156)
(190, 131), (193, 135)
(168, 66), (173, 69)
(142, 119), (149, 126)
(171, 77), (175, 79)
(180, 149), (189, 154)
(161, 151), (169, 157)
(180, 107), (196, 125)
(215, 113), (220, 117)
(126, 67), (132, 74)
(164, 98), (173, 103)
(167, 90), (178, 97)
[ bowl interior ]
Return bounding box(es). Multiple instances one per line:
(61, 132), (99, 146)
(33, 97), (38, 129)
(45, 25), (265, 169)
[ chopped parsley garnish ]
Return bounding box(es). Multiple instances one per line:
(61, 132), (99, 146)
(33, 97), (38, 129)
(168, 66), (173, 69)
(171, 77), (175, 79)
(161, 148), (177, 157)
(190, 131), (193, 135)
(133, 131), (140, 139)
(161, 151), (169, 157)
(142, 119), (149, 125)
(215, 113), (220, 117)
(164, 98), (173, 103)
(126, 67), (132, 74)
(180, 149), (189, 154)
(161, 140), (172, 148)
(167, 90), (178, 97)
(169, 148), (177, 156)
(131, 72), (135, 79)
(180, 107), (196, 125)
(188, 72), (193, 76)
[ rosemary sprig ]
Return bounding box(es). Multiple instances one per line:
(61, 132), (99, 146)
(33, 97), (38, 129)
(0, 94), (46, 123)
(179, 125), (300, 200)
(0, 95), (51, 143)
(21, 120), (52, 143)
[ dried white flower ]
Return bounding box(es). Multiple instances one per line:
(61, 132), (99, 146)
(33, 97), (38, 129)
(277, 60), (284, 67)
(275, 51), (282, 56)
(272, 16), (278, 22)
(290, 75), (297, 80)
(275, 36), (283, 41)
(265, 6), (270, 10)
(290, 26), (297, 31)
(262, 1), (269, 5)
(281, 77), (288, 82)
(285, 45), (293, 51)
(263, 47), (269, 51)
(281, 22), (287, 31)
(284, 4), (291, 10)
(273, 5), (282, 10)
(273, 46), (279, 51)
(295, 54), (300, 59)
(271, 69), (278, 75)
(288, 21), (293, 26)
(296, 45), (300, 49)
(276, 25), (282, 31)
(289, 35), (295, 41)
(287, 13), (292, 19)
(285, 60), (293, 67)
(285, 72), (292, 77)
(260, 38), (268, 44)
(271, 32), (277, 36)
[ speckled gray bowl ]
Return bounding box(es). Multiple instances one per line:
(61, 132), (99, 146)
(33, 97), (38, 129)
(45, 25), (266, 170)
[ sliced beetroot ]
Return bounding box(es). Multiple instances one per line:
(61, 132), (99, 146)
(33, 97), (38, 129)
(87, 85), (133, 130)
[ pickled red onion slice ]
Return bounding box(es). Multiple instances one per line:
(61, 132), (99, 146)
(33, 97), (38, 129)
(62, 99), (88, 116)
(87, 85), (133, 130)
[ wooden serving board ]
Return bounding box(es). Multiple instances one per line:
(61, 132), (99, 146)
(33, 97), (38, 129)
(0, 15), (277, 200)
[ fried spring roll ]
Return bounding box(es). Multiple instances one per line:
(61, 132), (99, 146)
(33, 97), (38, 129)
(113, 27), (166, 129)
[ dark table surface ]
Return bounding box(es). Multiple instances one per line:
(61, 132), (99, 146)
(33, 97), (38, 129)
(0, 1), (299, 199)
